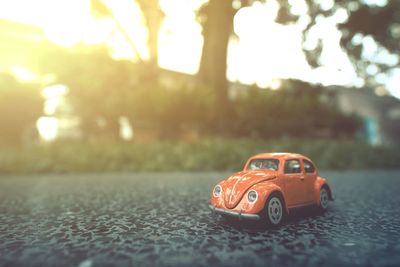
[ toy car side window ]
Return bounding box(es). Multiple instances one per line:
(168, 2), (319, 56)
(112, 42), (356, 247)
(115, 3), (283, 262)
(284, 159), (301, 174)
(303, 159), (315, 173)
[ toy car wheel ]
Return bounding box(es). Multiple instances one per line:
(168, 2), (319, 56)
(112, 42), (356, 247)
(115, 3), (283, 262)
(319, 187), (329, 211)
(264, 194), (284, 226)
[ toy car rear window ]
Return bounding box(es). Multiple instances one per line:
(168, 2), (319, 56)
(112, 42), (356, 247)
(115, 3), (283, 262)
(248, 159), (280, 171)
(303, 159), (315, 173)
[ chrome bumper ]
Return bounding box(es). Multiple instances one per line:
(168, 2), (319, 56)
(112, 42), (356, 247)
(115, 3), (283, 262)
(209, 205), (260, 220)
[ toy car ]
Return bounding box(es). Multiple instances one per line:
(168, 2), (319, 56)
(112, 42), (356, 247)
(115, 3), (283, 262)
(210, 153), (333, 225)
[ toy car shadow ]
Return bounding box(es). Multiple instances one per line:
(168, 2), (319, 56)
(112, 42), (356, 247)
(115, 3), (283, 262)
(213, 203), (330, 232)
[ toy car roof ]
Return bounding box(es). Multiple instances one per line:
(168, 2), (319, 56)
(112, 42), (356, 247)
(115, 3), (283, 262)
(250, 152), (311, 161)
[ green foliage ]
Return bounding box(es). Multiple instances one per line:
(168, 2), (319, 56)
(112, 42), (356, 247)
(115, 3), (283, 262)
(300, 1), (400, 84)
(40, 47), (219, 139)
(0, 73), (42, 144)
(153, 85), (216, 137)
(40, 47), (142, 138)
(231, 80), (361, 138)
(39, 48), (360, 140)
(0, 139), (398, 174)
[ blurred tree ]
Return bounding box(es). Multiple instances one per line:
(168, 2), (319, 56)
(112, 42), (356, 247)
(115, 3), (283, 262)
(40, 47), (139, 139)
(40, 46), (359, 140)
(90, 0), (143, 63)
(197, 0), (296, 130)
(197, 1), (242, 130)
(198, 0), (400, 103)
(0, 73), (42, 144)
(197, 0), (234, 112)
(128, 83), (216, 139)
(301, 0), (400, 86)
(91, 0), (164, 69)
(136, 0), (164, 68)
(40, 47), (216, 141)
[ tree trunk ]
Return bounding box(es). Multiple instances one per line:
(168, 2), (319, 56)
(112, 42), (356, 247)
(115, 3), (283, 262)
(198, 0), (235, 129)
(137, 0), (164, 67)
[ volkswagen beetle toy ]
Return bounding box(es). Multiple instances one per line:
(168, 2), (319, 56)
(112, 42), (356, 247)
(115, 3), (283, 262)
(210, 153), (333, 226)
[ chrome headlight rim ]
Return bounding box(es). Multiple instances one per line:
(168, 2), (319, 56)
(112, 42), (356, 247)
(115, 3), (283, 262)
(247, 190), (258, 203)
(213, 185), (222, 197)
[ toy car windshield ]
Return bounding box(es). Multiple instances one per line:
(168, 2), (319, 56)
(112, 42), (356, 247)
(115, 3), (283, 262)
(248, 158), (279, 171)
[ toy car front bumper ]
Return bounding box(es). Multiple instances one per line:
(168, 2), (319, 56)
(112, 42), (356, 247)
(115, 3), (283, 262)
(209, 205), (260, 220)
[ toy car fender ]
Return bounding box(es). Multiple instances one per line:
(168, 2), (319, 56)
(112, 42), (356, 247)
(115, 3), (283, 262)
(247, 182), (288, 215)
(314, 177), (333, 206)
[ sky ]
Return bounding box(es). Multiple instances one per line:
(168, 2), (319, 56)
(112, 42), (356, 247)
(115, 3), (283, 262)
(0, 0), (399, 98)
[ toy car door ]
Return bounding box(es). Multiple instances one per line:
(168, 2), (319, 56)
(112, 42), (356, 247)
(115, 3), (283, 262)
(302, 159), (318, 203)
(282, 159), (309, 206)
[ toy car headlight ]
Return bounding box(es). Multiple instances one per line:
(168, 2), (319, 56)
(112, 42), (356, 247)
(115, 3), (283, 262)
(247, 190), (258, 203)
(213, 185), (222, 197)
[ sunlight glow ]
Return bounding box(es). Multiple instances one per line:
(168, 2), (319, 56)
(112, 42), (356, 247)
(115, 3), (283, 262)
(11, 66), (38, 82)
(0, 0), (398, 98)
(42, 84), (68, 98)
(0, 0), (364, 87)
(0, 0), (90, 47)
(288, 0), (308, 16)
(229, 2), (355, 87)
(158, 0), (204, 74)
(42, 84), (68, 116)
(386, 69), (400, 99)
(100, 0), (148, 61)
(119, 116), (134, 141)
(43, 0), (90, 47)
(230, 2), (306, 86)
(37, 116), (58, 141)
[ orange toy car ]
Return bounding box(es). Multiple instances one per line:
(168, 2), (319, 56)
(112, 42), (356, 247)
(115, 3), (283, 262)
(210, 153), (333, 225)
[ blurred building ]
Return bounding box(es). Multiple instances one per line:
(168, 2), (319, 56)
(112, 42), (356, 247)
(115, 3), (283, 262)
(330, 86), (400, 146)
(0, 19), (81, 142)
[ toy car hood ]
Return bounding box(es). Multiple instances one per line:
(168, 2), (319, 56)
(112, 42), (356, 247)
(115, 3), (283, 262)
(222, 170), (276, 209)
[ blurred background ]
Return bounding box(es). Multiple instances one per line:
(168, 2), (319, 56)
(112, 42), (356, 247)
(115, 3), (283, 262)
(1, 0), (400, 173)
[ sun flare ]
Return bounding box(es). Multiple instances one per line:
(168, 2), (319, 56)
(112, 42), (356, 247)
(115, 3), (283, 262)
(0, 0), (354, 86)
(0, 0), (398, 98)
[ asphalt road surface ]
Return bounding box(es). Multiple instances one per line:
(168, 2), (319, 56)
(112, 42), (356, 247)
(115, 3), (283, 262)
(0, 170), (399, 267)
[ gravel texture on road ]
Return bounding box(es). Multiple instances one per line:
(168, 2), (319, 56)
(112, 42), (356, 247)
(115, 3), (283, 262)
(0, 170), (399, 267)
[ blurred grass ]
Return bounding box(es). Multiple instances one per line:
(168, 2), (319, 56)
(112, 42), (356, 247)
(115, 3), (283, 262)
(0, 138), (399, 174)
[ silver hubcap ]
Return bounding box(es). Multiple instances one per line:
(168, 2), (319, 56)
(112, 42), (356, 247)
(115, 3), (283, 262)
(267, 197), (282, 225)
(320, 188), (329, 209)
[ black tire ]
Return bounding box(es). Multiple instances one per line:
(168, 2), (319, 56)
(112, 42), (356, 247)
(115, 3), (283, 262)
(262, 193), (285, 226)
(319, 186), (329, 211)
